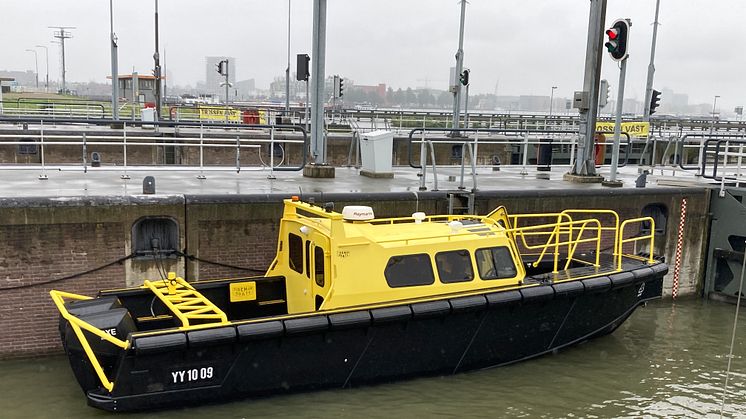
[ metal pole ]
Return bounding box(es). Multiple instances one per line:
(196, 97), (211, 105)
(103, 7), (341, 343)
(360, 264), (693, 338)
(700, 95), (719, 175)
(572, 0), (607, 176)
(464, 83), (470, 128)
(36, 45), (49, 92)
(310, 0), (327, 164)
(61, 31), (66, 94)
(549, 86), (557, 119)
(153, 0), (162, 121)
(451, 0), (467, 132)
(305, 80), (310, 134)
(109, 0), (119, 120)
(642, 0), (661, 122)
(609, 58), (628, 182)
(285, 0), (291, 116)
(224, 59), (230, 105)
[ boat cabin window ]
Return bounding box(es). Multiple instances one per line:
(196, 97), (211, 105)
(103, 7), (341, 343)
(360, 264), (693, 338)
(385, 254), (435, 288)
(288, 233), (304, 274)
(435, 250), (474, 283)
(475, 247), (518, 280)
(314, 246), (325, 287)
(305, 240), (312, 278)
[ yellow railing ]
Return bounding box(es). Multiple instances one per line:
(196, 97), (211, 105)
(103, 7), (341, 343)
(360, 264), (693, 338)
(507, 210), (655, 274)
(618, 217), (656, 268)
(49, 290), (129, 392)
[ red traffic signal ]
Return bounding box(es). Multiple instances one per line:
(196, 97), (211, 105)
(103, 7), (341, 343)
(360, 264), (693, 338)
(605, 19), (630, 61)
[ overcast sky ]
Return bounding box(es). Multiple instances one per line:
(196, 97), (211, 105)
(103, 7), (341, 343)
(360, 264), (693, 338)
(2, 1), (744, 108)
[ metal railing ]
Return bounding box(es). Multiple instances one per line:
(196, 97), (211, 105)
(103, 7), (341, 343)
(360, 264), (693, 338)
(0, 116), (308, 179)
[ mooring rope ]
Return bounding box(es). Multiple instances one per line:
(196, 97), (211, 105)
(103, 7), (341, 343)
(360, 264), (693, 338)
(719, 239), (746, 417)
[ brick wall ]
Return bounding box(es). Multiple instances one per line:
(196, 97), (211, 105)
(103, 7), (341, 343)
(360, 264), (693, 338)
(0, 223), (125, 358)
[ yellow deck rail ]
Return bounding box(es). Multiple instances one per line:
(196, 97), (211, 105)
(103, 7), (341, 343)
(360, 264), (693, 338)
(141, 273), (228, 328)
(618, 217), (656, 267)
(49, 290), (129, 392)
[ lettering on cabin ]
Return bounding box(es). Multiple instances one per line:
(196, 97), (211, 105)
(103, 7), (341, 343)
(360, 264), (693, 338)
(103, 328), (117, 336)
(337, 250), (350, 258)
(171, 367), (214, 384)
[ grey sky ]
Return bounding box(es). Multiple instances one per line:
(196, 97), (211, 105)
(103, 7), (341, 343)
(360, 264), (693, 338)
(2, 1), (743, 109)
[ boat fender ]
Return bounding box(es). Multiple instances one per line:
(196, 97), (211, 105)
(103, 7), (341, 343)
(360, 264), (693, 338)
(284, 316), (330, 335)
(631, 267), (655, 284)
(581, 276), (612, 294)
(519, 286), (555, 303)
(329, 311), (372, 330)
(411, 300), (451, 319)
(237, 321), (284, 341)
(486, 290), (522, 307)
(66, 296), (122, 317)
(552, 281), (585, 298)
(608, 271), (635, 289)
(649, 263), (669, 277)
(449, 295), (488, 313)
(134, 333), (187, 356)
(187, 327), (237, 348)
(371, 306), (412, 324)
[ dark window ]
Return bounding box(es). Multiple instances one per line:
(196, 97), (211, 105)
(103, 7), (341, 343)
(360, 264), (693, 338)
(17, 140), (38, 155)
(475, 247), (517, 280)
(435, 250), (474, 283)
(384, 254), (435, 288)
(314, 246), (325, 287)
(641, 204), (667, 235)
(728, 235), (746, 253)
(288, 233), (303, 274)
(305, 240), (311, 278)
(132, 217), (178, 257)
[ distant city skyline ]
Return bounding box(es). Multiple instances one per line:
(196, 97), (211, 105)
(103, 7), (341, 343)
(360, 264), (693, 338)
(2, 1), (744, 111)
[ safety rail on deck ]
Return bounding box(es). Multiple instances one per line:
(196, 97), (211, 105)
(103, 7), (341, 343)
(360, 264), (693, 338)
(49, 290), (129, 392)
(0, 116), (308, 178)
(618, 217), (656, 268)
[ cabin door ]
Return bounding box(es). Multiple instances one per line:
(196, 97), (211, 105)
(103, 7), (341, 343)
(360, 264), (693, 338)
(307, 234), (331, 311)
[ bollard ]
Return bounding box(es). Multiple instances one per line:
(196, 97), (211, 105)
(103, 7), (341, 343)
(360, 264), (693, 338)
(143, 176), (156, 194)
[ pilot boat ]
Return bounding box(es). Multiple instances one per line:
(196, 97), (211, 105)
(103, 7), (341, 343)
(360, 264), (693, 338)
(51, 197), (667, 411)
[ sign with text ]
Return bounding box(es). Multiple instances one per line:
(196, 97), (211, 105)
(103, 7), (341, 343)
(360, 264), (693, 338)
(595, 121), (650, 138)
(198, 106), (241, 122)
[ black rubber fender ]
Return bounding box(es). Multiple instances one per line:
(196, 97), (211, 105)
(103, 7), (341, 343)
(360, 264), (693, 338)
(449, 295), (487, 313)
(328, 311), (372, 330)
(411, 300), (451, 319)
(486, 290), (522, 307)
(237, 321), (284, 341)
(552, 281), (585, 298)
(187, 326), (237, 348)
(582, 276), (612, 293)
(134, 333), (187, 355)
(284, 316), (329, 335)
(371, 305), (412, 324)
(608, 271), (635, 289)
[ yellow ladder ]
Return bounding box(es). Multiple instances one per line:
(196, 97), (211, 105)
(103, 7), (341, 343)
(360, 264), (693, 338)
(142, 272), (228, 328)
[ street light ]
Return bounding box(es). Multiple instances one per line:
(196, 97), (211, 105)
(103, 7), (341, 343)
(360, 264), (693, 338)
(35, 45), (49, 92)
(549, 86), (557, 121)
(710, 95), (720, 135)
(25, 49), (39, 89)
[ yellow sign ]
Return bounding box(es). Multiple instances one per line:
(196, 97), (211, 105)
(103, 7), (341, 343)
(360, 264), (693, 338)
(198, 106), (241, 122)
(229, 281), (257, 302)
(258, 110), (268, 125)
(595, 121), (649, 138)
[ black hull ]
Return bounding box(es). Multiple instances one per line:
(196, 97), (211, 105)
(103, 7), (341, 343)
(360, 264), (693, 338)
(63, 264), (666, 412)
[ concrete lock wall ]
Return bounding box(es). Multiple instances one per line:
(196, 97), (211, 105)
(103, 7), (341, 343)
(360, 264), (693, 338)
(0, 189), (709, 359)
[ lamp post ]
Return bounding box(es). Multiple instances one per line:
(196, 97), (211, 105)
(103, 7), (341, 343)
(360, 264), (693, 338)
(25, 49), (39, 89)
(35, 45), (48, 92)
(710, 95), (720, 135)
(109, 0), (119, 120)
(549, 86), (557, 118)
(285, 0), (291, 117)
(699, 94), (720, 175)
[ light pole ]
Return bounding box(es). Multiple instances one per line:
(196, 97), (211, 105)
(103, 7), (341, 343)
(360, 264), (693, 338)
(285, 0), (291, 117)
(549, 86), (557, 118)
(35, 45), (48, 92)
(710, 95), (720, 134)
(109, 0), (119, 120)
(699, 94), (720, 175)
(153, 0), (162, 120)
(25, 49), (39, 89)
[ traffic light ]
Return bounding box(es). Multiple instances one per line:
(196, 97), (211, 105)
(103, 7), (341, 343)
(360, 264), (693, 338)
(459, 69), (470, 86)
(649, 89), (661, 115)
(215, 59), (227, 76)
(333, 75), (344, 98)
(599, 79), (610, 108)
(296, 54), (310, 81)
(605, 19), (630, 61)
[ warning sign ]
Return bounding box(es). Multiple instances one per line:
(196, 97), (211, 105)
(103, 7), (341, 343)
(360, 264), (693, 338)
(595, 121), (649, 138)
(198, 106), (241, 122)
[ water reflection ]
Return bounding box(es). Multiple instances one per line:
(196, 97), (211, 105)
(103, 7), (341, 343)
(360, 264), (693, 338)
(0, 299), (743, 418)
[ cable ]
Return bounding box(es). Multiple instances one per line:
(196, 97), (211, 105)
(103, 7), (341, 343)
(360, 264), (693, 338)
(176, 250), (266, 273)
(0, 253), (135, 291)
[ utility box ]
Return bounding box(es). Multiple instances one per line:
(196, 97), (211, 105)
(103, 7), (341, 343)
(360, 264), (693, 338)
(141, 107), (156, 129)
(360, 130), (394, 178)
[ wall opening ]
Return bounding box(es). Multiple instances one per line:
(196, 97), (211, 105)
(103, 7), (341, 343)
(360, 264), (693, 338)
(132, 217), (179, 258)
(641, 204), (667, 236)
